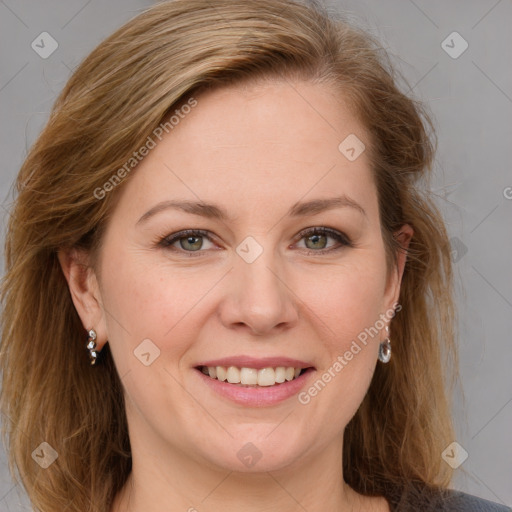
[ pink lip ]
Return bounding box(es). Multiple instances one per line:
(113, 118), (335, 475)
(194, 367), (316, 407)
(195, 355), (315, 370)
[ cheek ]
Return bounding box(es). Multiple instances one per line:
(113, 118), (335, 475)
(98, 254), (202, 419)
(99, 247), (218, 366)
(295, 263), (386, 433)
(297, 255), (388, 341)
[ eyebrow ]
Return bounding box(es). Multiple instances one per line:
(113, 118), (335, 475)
(136, 195), (367, 225)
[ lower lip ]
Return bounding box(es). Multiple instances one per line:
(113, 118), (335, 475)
(194, 368), (315, 407)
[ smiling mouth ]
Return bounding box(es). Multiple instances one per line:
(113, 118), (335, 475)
(196, 365), (313, 387)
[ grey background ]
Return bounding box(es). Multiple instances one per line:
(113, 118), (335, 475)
(0, 0), (510, 510)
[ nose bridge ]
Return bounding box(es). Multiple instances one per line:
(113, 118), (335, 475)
(236, 237), (284, 305)
(223, 235), (297, 333)
(238, 249), (280, 294)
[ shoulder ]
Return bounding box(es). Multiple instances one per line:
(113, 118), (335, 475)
(386, 482), (511, 512)
(437, 489), (511, 512)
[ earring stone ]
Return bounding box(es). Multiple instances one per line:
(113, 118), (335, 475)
(87, 329), (98, 365)
(378, 325), (391, 363)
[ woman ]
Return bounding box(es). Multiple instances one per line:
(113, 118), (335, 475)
(0, 0), (509, 511)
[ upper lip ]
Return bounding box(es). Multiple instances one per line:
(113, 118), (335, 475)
(195, 355), (315, 370)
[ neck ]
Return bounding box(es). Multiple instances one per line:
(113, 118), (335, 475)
(110, 436), (371, 512)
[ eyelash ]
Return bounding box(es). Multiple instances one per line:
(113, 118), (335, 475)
(157, 227), (353, 257)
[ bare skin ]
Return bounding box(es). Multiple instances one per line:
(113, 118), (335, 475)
(59, 79), (410, 512)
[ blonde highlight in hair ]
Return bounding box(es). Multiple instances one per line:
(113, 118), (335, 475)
(1, 0), (459, 510)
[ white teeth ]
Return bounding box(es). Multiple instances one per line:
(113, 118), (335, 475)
(257, 368), (275, 386)
(285, 367), (295, 381)
(240, 367), (258, 385)
(274, 367), (286, 383)
(226, 366), (240, 383)
(216, 366), (227, 382)
(201, 365), (306, 386)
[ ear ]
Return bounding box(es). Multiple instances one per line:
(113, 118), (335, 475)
(57, 247), (108, 350)
(383, 223), (414, 312)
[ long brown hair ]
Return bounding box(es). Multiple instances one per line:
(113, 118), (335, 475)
(0, 0), (459, 510)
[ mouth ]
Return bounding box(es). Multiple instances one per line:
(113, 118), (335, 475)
(195, 365), (314, 387)
(192, 356), (316, 406)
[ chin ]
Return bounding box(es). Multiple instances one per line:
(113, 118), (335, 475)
(196, 432), (306, 473)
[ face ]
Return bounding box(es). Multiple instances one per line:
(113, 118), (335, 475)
(65, 79), (410, 476)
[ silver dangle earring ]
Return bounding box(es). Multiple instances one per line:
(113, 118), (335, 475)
(378, 325), (391, 363)
(86, 329), (99, 365)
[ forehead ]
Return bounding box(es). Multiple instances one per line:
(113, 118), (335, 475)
(113, 79), (377, 223)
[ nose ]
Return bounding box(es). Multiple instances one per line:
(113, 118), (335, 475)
(217, 247), (299, 336)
